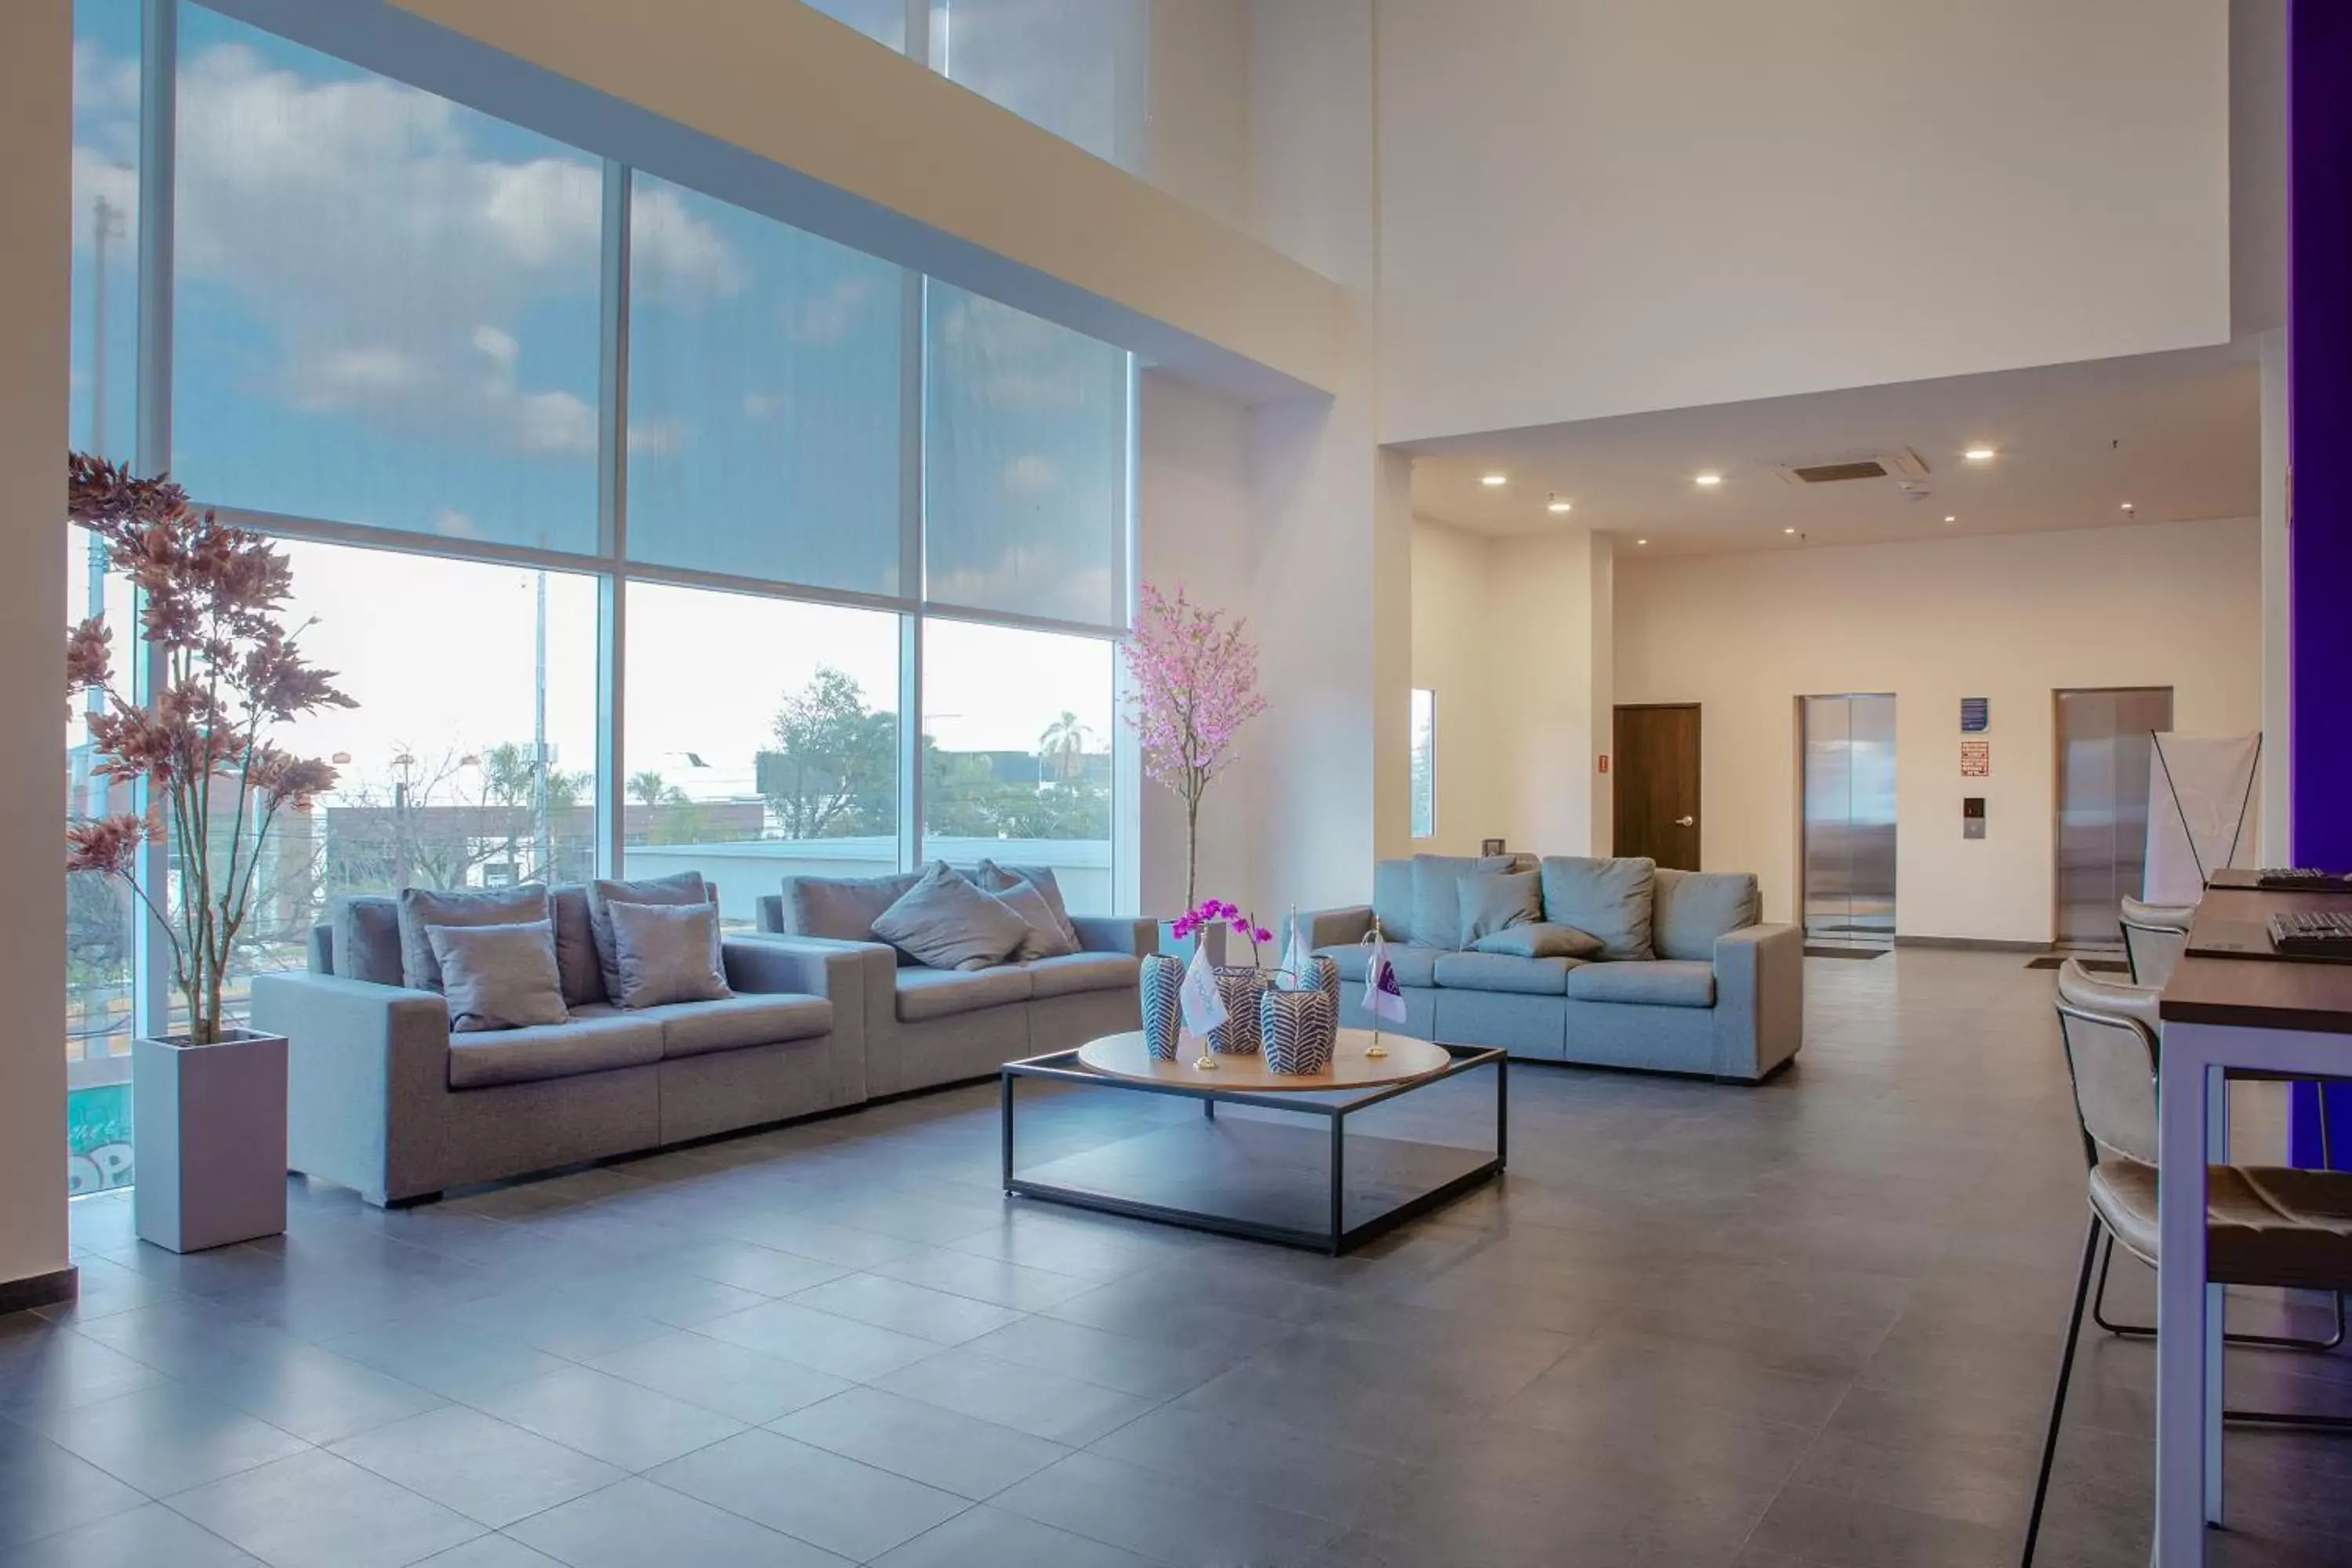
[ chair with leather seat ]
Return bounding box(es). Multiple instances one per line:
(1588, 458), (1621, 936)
(2119, 895), (2195, 989)
(2020, 960), (2352, 1566)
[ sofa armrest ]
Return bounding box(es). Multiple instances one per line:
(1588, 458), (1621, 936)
(726, 933), (894, 1041)
(1711, 923), (1803, 1081)
(251, 971), (452, 1205)
(1073, 916), (1157, 956)
(1302, 905), (1374, 949)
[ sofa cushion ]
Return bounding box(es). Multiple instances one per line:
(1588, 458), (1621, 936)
(1470, 923), (1605, 960)
(1025, 951), (1142, 1000)
(895, 964), (1035, 1022)
(446, 1009), (665, 1090)
(1539, 856), (1657, 961)
(976, 862), (1083, 951)
(988, 877), (1080, 961)
(607, 901), (733, 1009)
(1651, 869), (1761, 961)
(1315, 944), (1443, 989)
(783, 868), (923, 944)
(873, 862), (1033, 971)
(427, 920), (571, 1033)
(331, 895), (405, 986)
(398, 884), (550, 993)
(1432, 950), (1578, 996)
(589, 872), (715, 1000)
(1564, 960), (1715, 1008)
(1457, 870), (1542, 948)
(1409, 855), (1516, 953)
(642, 993), (834, 1059)
(548, 885), (607, 1007)
(1372, 860), (1416, 945)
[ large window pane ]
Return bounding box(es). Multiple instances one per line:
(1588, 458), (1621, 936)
(1410, 688), (1436, 840)
(170, 8), (609, 552)
(922, 619), (1112, 914)
(65, 526), (140, 1196)
(935, 0), (1145, 169)
(924, 284), (1127, 627)
(625, 584), (902, 924)
(628, 176), (903, 594)
(202, 543), (601, 1026)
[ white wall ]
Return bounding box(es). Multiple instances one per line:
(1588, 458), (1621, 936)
(1, 0), (74, 1295)
(1613, 519), (2263, 941)
(1375, 0), (2233, 442)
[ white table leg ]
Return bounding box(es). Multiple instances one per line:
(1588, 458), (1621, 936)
(2205, 1066), (2229, 1525)
(2156, 1026), (2218, 1566)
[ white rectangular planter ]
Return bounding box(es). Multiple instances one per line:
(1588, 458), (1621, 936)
(132, 1029), (289, 1254)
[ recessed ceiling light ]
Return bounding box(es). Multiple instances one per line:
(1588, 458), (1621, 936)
(1480, 473), (1508, 487)
(1693, 474), (1722, 488)
(1636, 538), (1649, 546)
(1944, 515), (1956, 524)
(1546, 495), (1572, 514)
(1964, 447), (1996, 462)
(1783, 527), (1796, 535)
(2120, 501), (2135, 512)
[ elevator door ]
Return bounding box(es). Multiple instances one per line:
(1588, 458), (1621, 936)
(1802, 695), (1899, 946)
(2055, 687), (2175, 948)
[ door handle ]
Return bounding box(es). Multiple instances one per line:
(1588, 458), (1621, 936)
(1675, 815), (1696, 828)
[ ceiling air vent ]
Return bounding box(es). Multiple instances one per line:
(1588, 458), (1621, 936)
(1772, 448), (1932, 487)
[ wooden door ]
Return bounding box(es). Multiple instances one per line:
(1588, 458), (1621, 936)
(1614, 704), (1701, 869)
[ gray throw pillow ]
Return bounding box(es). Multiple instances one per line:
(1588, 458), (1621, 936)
(976, 860), (1082, 949)
(989, 878), (1080, 961)
(589, 872), (714, 1002)
(1470, 923), (1606, 960)
(331, 895), (405, 986)
(397, 884), (550, 993)
(1651, 868), (1762, 961)
(873, 862), (1033, 971)
(605, 901), (733, 1009)
(547, 885), (606, 1007)
(1458, 870), (1542, 947)
(782, 869), (923, 942)
(1410, 855), (1517, 952)
(1538, 856), (1657, 961)
(426, 920), (570, 1033)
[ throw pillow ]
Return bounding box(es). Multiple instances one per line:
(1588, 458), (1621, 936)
(426, 920), (571, 1033)
(1458, 870), (1542, 948)
(988, 877), (1080, 961)
(1650, 868), (1762, 961)
(976, 860), (1082, 950)
(547, 885), (607, 1007)
(589, 872), (715, 1001)
(1469, 923), (1606, 960)
(331, 895), (405, 987)
(397, 884), (550, 993)
(605, 900), (733, 1009)
(1537, 855), (1657, 961)
(873, 861), (1033, 971)
(781, 869), (923, 943)
(1409, 855), (1517, 951)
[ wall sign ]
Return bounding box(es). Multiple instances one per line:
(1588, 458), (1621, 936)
(1961, 698), (1990, 733)
(1960, 739), (1991, 777)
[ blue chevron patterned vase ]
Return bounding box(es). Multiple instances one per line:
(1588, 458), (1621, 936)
(1139, 954), (1184, 1061)
(1307, 954), (1339, 1004)
(1210, 967), (1270, 1054)
(1260, 986), (1338, 1075)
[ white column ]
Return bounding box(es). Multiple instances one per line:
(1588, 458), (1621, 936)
(0, 0), (75, 1296)
(1488, 526), (1609, 856)
(2258, 327), (2290, 866)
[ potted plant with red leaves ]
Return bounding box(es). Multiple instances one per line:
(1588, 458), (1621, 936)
(65, 455), (354, 1251)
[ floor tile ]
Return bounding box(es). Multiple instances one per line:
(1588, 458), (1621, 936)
(647, 1427), (969, 1561)
(992, 1450), (1341, 1566)
(876, 1346), (1159, 1446)
(786, 1272), (1025, 1346)
(583, 1330), (852, 1425)
(322, 1319), (575, 1406)
(410, 1539), (566, 1568)
(863, 1246), (1099, 1311)
(0, 1333), (167, 1419)
(18, 1381), (311, 1498)
(0, 1426), (149, 1549)
(175, 1344), (448, 1446)
(503, 1476), (851, 1568)
(866, 1505), (1160, 1568)
(963, 1313), (1236, 1400)
(770, 1385), (1070, 1498)
(163, 1449), (484, 1568)
(464, 1366), (743, 1472)
(1085, 1403), (1418, 1527)
(1744, 1479), (2015, 1568)
(693, 1299), (945, 1381)
(330, 1405), (622, 1527)
(0, 1502), (263, 1567)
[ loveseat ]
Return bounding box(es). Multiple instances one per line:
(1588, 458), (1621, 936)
(252, 882), (866, 1206)
(1305, 854), (1802, 1081)
(753, 862), (1155, 1097)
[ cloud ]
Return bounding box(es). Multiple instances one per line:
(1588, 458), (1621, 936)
(76, 34), (745, 467)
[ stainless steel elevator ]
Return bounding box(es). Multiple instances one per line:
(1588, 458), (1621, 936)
(1802, 695), (1899, 946)
(2054, 686), (2175, 949)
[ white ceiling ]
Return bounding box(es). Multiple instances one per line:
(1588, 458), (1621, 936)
(1403, 345), (2259, 557)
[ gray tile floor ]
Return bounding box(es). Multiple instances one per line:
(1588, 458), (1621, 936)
(6, 949), (2351, 1567)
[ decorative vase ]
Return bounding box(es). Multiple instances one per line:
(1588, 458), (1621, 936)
(1210, 966), (1271, 1054)
(1306, 954), (1339, 1004)
(1139, 953), (1185, 1061)
(132, 1029), (289, 1254)
(1261, 987), (1339, 1075)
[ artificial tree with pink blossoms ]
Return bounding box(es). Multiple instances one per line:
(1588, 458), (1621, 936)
(1120, 583), (1267, 910)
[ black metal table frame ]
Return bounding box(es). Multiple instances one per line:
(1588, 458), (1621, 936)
(1000, 1042), (1508, 1256)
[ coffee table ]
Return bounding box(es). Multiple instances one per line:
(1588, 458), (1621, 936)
(1000, 1029), (1505, 1255)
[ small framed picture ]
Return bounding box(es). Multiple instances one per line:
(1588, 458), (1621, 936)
(1480, 838), (1506, 856)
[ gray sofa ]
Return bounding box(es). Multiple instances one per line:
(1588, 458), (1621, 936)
(252, 887), (867, 1206)
(753, 865), (1154, 1098)
(1305, 855), (1802, 1081)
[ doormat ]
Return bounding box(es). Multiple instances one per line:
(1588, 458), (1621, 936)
(2025, 955), (2132, 975)
(1804, 946), (1886, 960)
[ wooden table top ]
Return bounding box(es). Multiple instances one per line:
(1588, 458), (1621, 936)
(1074, 1029), (1456, 1091)
(2161, 886), (2352, 1035)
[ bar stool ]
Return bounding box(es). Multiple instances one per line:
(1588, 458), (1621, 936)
(2020, 960), (2352, 1566)
(2120, 895), (2196, 989)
